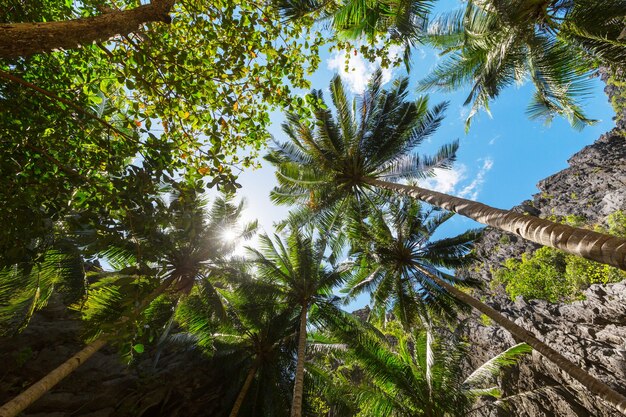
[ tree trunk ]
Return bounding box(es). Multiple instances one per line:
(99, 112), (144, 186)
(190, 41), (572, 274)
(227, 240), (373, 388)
(0, 275), (177, 417)
(0, 0), (175, 58)
(0, 338), (107, 417)
(229, 362), (258, 417)
(290, 303), (308, 417)
(363, 178), (626, 271)
(424, 271), (626, 415)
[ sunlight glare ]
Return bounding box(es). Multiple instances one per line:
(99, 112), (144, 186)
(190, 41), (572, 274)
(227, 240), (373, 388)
(221, 228), (238, 243)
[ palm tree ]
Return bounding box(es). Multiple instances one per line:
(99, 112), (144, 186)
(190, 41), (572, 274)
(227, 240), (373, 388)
(421, 1), (597, 130)
(0, 190), (255, 417)
(247, 230), (348, 417)
(320, 314), (532, 416)
(266, 71), (626, 271)
(344, 196), (626, 414)
(175, 283), (297, 417)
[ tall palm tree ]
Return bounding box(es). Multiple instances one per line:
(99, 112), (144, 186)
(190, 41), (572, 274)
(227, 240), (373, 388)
(267, 74), (626, 412)
(421, 1), (597, 130)
(173, 279), (297, 417)
(344, 196), (481, 328)
(345, 196), (626, 414)
(247, 230), (349, 417)
(0, 190), (255, 417)
(320, 314), (532, 417)
(266, 71), (626, 271)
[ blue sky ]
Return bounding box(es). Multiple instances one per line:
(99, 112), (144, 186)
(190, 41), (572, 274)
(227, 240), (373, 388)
(229, 32), (615, 309)
(235, 43), (615, 236)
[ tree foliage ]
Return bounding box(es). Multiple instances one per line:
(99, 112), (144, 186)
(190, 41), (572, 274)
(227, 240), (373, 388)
(0, 0), (326, 265)
(494, 211), (626, 302)
(313, 314), (531, 417)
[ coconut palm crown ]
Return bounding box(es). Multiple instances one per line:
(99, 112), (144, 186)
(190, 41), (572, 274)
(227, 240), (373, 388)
(422, 1), (597, 131)
(344, 196), (482, 327)
(266, 70), (457, 226)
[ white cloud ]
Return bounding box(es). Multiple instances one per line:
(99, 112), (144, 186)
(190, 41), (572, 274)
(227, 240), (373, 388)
(327, 44), (403, 94)
(458, 158), (494, 200)
(418, 158), (494, 201)
(420, 165), (467, 194)
(488, 134), (500, 145)
(458, 105), (470, 123)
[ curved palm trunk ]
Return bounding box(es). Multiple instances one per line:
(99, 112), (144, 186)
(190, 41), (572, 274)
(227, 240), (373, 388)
(290, 303), (308, 417)
(426, 272), (626, 414)
(0, 338), (107, 417)
(229, 362), (259, 417)
(364, 178), (626, 270)
(0, 275), (177, 417)
(0, 0), (175, 58)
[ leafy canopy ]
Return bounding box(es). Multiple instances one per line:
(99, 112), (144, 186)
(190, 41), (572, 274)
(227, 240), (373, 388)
(0, 0), (327, 264)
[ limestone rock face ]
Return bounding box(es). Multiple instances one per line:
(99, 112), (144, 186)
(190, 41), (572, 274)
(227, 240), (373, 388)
(0, 296), (227, 417)
(462, 130), (626, 416)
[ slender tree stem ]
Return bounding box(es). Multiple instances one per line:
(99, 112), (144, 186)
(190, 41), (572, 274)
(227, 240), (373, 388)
(0, 338), (107, 417)
(290, 303), (308, 417)
(424, 271), (626, 415)
(228, 362), (258, 417)
(0, 0), (175, 58)
(364, 178), (626, 270)
(0, 275), (177, 417)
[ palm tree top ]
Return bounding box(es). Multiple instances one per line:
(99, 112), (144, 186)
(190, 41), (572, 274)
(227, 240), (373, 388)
(421, 0), (601, 130)
(247, 230), (346, 306)
(266, 70), (458, 217)
(344, 196), (481, 327)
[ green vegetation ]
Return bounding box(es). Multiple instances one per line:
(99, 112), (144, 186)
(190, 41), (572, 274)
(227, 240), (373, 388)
(494, 211), (626, 302)
(2, 1), (626, 416)
(480, 314), (494, 327)
(495, 247), (577, 302)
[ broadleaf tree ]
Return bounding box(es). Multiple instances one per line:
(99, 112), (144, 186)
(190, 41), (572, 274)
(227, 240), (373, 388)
(0, 0), (327, 265)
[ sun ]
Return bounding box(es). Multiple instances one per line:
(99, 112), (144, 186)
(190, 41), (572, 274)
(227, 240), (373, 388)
(221, 228), (238, 243)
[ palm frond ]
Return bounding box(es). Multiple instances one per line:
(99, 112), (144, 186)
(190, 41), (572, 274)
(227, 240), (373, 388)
(463, 342), (532, 387)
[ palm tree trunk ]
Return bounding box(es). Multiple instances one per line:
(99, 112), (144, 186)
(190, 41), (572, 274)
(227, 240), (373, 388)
(363, 178), (626, 270)
(0, 275), (177, 417)
(0, 338), (107, 417)
(0, 0), (175, 58)
(229, 362), (258, 417)
(290, 303), (308, 417)
(424, 271), (626, 414)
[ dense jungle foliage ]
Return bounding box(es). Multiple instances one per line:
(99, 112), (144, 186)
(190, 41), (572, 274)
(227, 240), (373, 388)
(2, 0), (626, 416)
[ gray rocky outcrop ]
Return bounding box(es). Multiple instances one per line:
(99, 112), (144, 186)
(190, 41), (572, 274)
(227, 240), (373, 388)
(0, 296), (228, 416)
(462, 128), (626, 416)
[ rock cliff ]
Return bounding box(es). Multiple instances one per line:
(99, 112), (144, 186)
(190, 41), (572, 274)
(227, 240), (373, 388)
(461, 119), (626, 414)
(0, 295), (230, 417)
